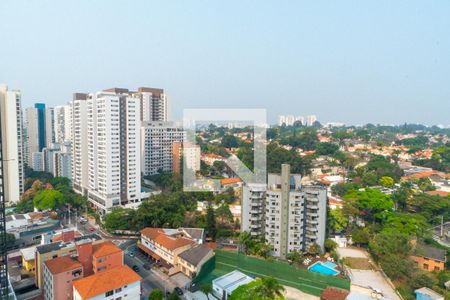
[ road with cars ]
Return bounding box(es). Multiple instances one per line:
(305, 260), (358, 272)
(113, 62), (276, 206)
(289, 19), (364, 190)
(61, 209), (185, 299)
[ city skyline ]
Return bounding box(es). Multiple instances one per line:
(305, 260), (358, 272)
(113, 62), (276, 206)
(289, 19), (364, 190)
(1, 1), (450, 125)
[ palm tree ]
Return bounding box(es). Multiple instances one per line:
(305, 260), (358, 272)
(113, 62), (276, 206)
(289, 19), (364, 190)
(238, 231), (251, 254)
(256, 277), (285, 299)
(200, 283), (213, 300)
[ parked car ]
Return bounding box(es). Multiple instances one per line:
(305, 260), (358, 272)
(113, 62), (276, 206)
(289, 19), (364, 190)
(174, 287), (183, 296)
(132, 265), (140, 272)
(143, 263), (151, 270)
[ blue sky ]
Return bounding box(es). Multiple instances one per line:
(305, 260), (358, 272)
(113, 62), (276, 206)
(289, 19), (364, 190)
(1, 1), (449, 125)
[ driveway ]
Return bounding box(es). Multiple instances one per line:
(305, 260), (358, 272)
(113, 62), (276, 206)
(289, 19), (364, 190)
(337, 247), (400, 300)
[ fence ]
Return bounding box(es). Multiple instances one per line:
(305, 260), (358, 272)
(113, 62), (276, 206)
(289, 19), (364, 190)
(194, 250), (350, 296)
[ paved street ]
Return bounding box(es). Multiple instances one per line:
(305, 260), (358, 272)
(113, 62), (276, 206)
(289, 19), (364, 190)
(120, 240), (184, 300)
(59, 210), (191, 299)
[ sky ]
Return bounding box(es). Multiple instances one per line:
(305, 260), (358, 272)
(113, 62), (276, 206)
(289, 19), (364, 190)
(1, 1), (449, 126)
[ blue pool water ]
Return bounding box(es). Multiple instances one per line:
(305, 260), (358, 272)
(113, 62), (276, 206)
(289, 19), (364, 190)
(308, 262), (339, 276)
(323, 261), (337, 269)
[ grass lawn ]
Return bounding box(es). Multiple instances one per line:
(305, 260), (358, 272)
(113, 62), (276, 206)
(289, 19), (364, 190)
(342, 257), (372, 270)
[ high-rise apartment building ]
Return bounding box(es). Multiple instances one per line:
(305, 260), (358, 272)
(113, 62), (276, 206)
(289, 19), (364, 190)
(74, 89), (142, 215)
(45, 107), (55, 147)
(72, 93), (89, 195)
(141, 121), (185, 176)
(306, 115), (317, 126)
(172, 141), (201, 175)
(54, 103), (72, 144)
(137, 87), (168, 122)
(241, 164), (327, 259)
(0, 85), (25, 204)
(25, 108), (39, 166)
(35, 103), (46, 151)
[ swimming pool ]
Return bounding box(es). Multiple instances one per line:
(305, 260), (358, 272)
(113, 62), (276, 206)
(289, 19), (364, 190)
(323, 261), (337, 269)
(308, 262), (340, 276)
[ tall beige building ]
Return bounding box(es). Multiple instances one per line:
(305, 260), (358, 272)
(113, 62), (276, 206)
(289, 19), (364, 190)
(0, 84), (25, 204)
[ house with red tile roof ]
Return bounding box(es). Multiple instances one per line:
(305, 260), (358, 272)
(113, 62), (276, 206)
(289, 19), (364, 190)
(139, 227), (212, 276)
(73, 265), (141, 300)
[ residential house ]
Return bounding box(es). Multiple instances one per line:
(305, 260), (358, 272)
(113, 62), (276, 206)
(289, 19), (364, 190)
(177, 245), (214, 277)
(73, 265), (141, 300)
(411, 244), (446, 272)
(139, 227), (212, 276)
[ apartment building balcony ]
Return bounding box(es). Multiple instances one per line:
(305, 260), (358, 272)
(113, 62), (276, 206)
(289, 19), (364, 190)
(306, 218), (318, 225)
(306, 233), (317, 239)
(250, 216), (260, 221)
(250, 223), (262, 229)
(306, 197), (319, 203)
(307, 212), (319, 217)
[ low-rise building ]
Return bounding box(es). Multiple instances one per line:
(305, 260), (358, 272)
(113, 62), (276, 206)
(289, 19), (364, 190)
(139, 227), (211, 276)
(92, 241), (124, 273)
(43, 256), (83, 300)
(415, 287), (444, 300)
(73, 265), (141, 300)
(411, 244), (446, 272)
(19, 246), (36, 273)
(177, 244), (214, 277)
(212, 270), (254, 300)
(35, 234), (102, 289)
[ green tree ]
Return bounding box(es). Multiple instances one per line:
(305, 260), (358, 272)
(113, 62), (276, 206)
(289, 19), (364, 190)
(343, 188), (394, 223)
(324, 239), (337, 253)
(168, 292), (180, 300)
(148, 289), (164, 300)
(216, 203), (234, 226)
(222, 135), (239, 148)
(33, 189), (64, 210)
(351, 228), (371, 246)
(382, 213), (428, 238)
(104, 208), (136, 232)
(417, 177), (436, 191)
(287, 250), (304, 265)
(369, 231), (413, 280)
(200, 283), (213, 300)
(206, 202), (217, 239)
(255, 277), (285, 299)
(307, 243), (321, 256)
(379, 176), (394, 188)
(328, 208), (349, 233)
(229, 278), (285, 300)
(315, 142), (339, 156)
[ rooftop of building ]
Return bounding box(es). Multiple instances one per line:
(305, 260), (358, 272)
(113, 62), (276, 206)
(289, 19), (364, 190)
(178, 245), (213, 267)
(320, 287), (350, 300)
(36, 233), (102, 254)
(92, 241), (122, 258)
(45, 256), (82, 275)
(140, 228), (195, 250)
(212, 270), (255, 294)
(415, 287), (444, 299)
(19, 246), (36, 261)
(73, 265), (141, 299)
(412, 243), (446, 262)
